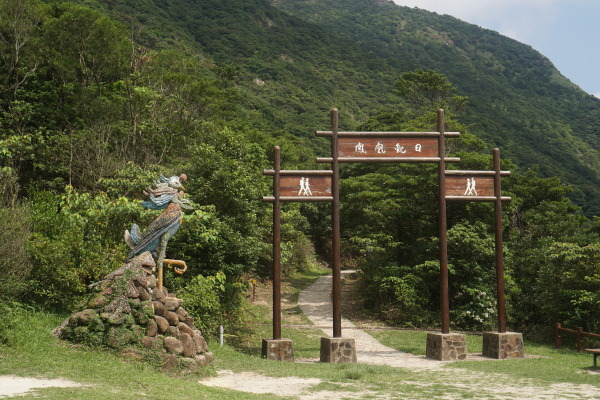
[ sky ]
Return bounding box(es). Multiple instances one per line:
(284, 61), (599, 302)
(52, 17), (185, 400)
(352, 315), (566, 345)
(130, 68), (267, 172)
(391, 0), (600, 97)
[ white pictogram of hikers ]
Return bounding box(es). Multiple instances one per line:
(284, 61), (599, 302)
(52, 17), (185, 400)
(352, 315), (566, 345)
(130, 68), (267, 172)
(464, 177), (478, 196)
(298, 177), (313, 196)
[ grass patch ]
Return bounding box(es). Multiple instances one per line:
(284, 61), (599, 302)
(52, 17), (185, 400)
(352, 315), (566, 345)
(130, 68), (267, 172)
(450, 342), (600, 386)
(1, 269), (599, 399)
(0, 308), (254, 399)
(367, 329), (483, 354)
(367, 328), (600, 387)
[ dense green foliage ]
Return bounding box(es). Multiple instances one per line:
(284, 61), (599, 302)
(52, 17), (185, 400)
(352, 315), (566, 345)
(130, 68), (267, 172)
(338, 71), (600, 335)
(275, 0), (600, 215)
(0, 0), (272, 336)
(0, 0), (599, 344)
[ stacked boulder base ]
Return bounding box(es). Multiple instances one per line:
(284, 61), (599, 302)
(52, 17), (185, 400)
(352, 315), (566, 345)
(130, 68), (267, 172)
(56, 252), (212, 372)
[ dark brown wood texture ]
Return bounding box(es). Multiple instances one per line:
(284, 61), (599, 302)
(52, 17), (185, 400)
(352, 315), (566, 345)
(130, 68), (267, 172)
(437, 110), (449, 334)
(338, 137), (438, 158)
(555, 323), (600, 353)
(331, 109), (342, 338)
(445, 175), (494, 197)
(493, 148), (506, 333)
(272, 146), (281, 340)
(279, 175), (332, 197)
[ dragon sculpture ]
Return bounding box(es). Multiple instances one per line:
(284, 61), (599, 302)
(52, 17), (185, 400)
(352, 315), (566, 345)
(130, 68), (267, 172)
(124, 174), (193, 289)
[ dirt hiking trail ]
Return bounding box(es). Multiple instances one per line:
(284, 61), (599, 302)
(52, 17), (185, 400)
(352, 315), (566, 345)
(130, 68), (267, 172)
(201, 271), (599, 399)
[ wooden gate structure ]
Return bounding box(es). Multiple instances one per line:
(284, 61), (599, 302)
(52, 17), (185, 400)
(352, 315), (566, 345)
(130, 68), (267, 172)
(263, 108), (524, 362)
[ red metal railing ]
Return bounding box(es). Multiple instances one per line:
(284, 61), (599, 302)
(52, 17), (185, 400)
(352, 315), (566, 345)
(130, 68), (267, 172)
(555, 323), (600, 352)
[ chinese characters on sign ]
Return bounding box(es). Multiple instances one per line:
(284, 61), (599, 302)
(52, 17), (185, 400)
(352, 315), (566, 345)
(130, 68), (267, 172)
(338, 137), (438, 158)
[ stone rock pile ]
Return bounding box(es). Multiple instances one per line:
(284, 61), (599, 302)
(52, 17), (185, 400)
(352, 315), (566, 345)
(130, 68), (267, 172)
(56, 252), (212, 372)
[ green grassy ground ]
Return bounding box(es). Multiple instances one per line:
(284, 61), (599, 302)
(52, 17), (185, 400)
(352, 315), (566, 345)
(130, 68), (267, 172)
(369, 329), (599, 386)
(0, 269), (598, 399)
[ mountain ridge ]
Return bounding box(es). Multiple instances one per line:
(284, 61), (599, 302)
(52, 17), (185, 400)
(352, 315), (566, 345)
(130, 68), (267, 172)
(273, 0), (600, 214)
(90, 0), (600, 214)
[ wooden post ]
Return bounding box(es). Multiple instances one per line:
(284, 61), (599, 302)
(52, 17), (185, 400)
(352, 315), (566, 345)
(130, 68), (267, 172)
(157, 266), (163, 291)
(273, 146), (282, 340)
(262, 148), (334, 360)
(577, 327), (584, 352)
(331, 108), (342, 338)
(438, 109), (450, 334)
(555, 323), (562, 348)
(494, 148), (507, 333)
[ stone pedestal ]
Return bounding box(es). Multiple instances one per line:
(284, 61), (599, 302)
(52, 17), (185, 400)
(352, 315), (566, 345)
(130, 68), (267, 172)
(320, 337), (357, 363)
(482, 332), (524, 359)
(261, 338), (295, 361)
(426, 332), (467, 361)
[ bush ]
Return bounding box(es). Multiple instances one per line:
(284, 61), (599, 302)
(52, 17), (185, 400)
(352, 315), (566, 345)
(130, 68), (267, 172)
(447, 221), (497, 331)
(0, 302), (34, 346)
(177, 272), (229, 339)
(0, 203), (32, 301)
(363, 261), (438, 327)
(280, 207), (322, 275)
(25, 188), (139, 312)
(538, 242), (600, 333)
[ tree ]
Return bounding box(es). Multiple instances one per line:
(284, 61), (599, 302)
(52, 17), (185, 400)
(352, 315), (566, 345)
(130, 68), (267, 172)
(394, 69), (467, 114)
(0, 0), (44, 100)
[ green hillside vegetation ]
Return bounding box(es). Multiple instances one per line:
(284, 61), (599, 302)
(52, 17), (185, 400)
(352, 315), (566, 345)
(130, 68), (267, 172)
(69, 0), (600, 214)
(93, 0), (400, 146)
(274, 0), (600, 215)
(1, 0), (599, 361)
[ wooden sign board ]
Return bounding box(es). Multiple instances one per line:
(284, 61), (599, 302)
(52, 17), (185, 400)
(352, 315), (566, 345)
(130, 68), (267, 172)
(338, 137), (438, 158)
(280, 175), (332, 197)
(444, 170), (511, 202)
(445, 175), (494, 198)
(263, 169), (334, 202)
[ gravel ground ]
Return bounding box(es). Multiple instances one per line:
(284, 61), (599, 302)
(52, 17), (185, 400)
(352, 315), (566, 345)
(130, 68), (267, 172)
(0, 375), (82, 398)
(200, 271), (600, 399)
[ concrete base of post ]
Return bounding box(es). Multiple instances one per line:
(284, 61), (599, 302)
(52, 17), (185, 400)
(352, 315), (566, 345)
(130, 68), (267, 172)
(482, 332), (524, 359)
(426, 332), (467, 361)
(261, 338), (295, 362)
(320, 337), (357, 363)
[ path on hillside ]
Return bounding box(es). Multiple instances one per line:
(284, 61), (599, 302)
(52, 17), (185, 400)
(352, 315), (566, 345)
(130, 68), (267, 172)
(297, 270), (445, 369)
(202, 271), (599, 399)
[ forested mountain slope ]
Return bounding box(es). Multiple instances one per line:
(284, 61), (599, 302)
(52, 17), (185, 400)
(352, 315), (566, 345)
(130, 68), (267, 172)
(90, 0), (600, 213)
(95, 0), (400, 147)
(273, 0), (600, 214)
